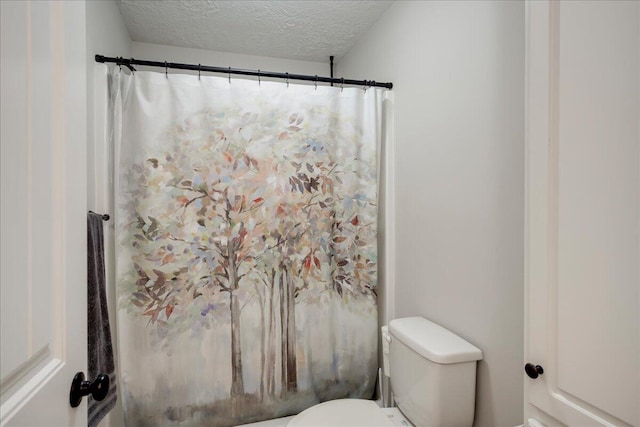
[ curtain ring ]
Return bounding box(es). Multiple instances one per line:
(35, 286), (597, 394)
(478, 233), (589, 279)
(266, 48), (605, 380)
(198, 64), (201, 81)
(228, 67), (231, 84)
(118, 56), (122, 72)
(165, 61), (168, 78)
(258, 69), (261, 86)
(315, 75), (318, 90)
(341, 78), (345, 93)
(286, 72), (289, 88)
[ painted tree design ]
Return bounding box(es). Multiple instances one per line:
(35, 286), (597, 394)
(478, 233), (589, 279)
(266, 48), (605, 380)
(120, 106), (378, 406)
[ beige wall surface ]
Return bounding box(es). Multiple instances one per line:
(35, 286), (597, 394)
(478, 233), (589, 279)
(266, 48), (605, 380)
(338, 2), (525, 426)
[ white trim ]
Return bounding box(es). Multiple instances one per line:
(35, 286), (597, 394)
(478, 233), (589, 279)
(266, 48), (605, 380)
(0, 359), (64, 425)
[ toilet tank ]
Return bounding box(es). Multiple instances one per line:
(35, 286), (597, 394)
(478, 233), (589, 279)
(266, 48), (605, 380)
(388, 317), (482, 427)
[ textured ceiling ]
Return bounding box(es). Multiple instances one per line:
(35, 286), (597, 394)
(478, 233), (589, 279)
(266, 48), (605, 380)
(116, 0), (393, 63)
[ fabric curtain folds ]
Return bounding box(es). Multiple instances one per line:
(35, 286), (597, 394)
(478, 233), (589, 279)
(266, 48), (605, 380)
(110, 67), (385, 426)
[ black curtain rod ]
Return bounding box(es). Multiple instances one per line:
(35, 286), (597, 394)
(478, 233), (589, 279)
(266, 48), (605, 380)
(95, 55), (393, 90)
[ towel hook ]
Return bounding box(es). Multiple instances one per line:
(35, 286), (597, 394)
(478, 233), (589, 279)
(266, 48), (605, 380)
(88, 211), (110, 221)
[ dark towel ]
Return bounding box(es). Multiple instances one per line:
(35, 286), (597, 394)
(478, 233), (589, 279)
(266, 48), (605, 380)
(88, 212), (117, 427)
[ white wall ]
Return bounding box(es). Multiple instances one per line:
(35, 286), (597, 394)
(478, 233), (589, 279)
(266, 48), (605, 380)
(338, 2), (525, 426)
(87, 0), (131, 208)
(86, 2), (131, 426)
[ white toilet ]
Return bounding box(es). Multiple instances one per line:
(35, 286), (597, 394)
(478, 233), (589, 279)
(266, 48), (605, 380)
(287, 317), (483, 427)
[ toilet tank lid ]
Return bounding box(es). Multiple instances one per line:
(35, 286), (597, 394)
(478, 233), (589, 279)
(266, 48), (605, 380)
(389, 317), (483, 364)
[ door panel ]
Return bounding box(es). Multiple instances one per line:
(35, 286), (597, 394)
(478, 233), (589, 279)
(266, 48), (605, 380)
(557, 2), (638, 421)
(525, 1), (639, 426)
(0, 1), (87, 425)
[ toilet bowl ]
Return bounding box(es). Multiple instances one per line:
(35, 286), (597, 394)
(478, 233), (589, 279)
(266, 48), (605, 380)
(286, 399), (401, 427)
(286, 317), (482, 427)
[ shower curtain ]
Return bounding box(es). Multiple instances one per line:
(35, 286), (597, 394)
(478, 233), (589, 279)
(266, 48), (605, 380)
(110, 67), (385, 426)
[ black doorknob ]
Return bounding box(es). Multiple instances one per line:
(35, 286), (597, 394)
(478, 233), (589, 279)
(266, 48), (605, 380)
(69, 372), (110, 408)
(525, 363), (544, 379)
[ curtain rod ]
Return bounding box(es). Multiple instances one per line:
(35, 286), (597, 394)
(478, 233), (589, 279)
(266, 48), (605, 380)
(95, 55), (393, 90)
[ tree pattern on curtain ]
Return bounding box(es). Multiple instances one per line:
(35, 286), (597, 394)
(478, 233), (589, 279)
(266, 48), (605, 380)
(115, 70), (381, 426)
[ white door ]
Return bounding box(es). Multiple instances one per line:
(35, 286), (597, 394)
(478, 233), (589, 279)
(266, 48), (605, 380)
(0, 1), (87, 426)
(525, 1), (639, 426)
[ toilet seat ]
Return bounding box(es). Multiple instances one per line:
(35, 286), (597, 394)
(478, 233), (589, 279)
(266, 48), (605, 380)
(286, 399), (396, 427)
